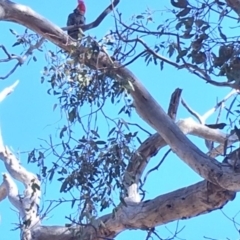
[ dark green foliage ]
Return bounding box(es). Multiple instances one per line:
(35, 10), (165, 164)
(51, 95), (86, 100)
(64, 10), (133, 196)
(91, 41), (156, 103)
(25, 36), (144, 223)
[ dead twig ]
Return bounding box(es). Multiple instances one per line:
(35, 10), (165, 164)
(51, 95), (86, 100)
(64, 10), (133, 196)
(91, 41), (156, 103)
(0, 37), (45, 80)
(167, 88), (182, 121)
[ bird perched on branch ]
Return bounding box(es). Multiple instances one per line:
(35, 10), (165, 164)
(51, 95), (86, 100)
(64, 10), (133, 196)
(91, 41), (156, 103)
(67, 0), (86, 40)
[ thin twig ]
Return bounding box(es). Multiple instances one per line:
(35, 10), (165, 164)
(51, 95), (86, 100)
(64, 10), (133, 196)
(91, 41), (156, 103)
(0, 37), (45, 80)
(201, 89), (238, 122)
(142, 149), (171, 185)
(181, 98), (203, 123)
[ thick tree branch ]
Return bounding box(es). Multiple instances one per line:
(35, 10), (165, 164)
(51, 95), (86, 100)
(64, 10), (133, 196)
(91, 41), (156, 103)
(30, 181), (235, 240)
(2, 0), (240, 190)
(0, 127), (234, 240)
(124, 89), (182, 201)
(0, 1), (239, 239)
(0, 132), (41, 239)
(126, 117), (238, 188)
(225, 0), (240, 16)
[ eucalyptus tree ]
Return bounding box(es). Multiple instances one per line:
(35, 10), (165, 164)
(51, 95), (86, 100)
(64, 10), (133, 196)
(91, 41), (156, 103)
(0, 0), (240, 239)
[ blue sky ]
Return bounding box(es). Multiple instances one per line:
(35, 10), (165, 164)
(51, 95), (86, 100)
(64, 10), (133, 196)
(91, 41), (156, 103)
(0, 0), (239, 239)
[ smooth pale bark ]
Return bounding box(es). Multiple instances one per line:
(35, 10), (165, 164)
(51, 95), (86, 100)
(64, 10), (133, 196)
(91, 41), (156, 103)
(0, 1), (238, 240)
(30, 181), (235, 240)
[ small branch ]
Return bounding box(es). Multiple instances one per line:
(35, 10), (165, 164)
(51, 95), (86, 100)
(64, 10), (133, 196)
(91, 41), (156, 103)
(204, 78), (237, 89)
(21, 37), (45, 63)
(208, 132), (238, 158)
(142, 148), (171, 185)
(0, 45), (22, 63)
(0, 62), (20, 80)
(224, 0), (240, 16)
(0, 37), (45, 80)
(201, 89), (238, 122)
(181, 98), (203, 124)
(181, 90), (238, 124)
(115, 16), (240, 90)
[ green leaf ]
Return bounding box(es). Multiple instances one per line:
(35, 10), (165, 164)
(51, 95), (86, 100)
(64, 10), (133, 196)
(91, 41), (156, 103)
(201, 25), (210, 32)
(136, 15), (144, 19)
(53, 103), (58, 111)
(95, 140), (106, 145)
(60, 126), (67, 139)
(181, 32), (194, 39)
(195, 19), (207, 28)
(118, 106), (125, 115)
(184, 17), (194, 29)
(60, 180), (68, 192)
(9, 29), (18, 36)
(49, 169), (55, 182)
(177, 7), (191, 17)
(91, 130), (100, 138)
(71, 199), (76, 208)
(205, 123), (226, 130)
(168, 44), (175, 58)
(31, 183), (40, 191)
(178, 49), (188, 58)
(175, 21), (184, 30)
(160, 61), (164, 70)
(218, 27), (227, 41)
(68, 108), (76, 123)
(171, 0), (188, 8)
(108, 127), (116, 137)
(12, 40), (22, 47)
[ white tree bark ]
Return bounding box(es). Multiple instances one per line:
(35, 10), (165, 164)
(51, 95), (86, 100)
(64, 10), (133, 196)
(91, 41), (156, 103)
(0, 1), (239, 239)
(0, 80), (18, 102)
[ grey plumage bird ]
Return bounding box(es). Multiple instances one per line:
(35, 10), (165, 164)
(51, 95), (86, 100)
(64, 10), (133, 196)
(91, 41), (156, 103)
(67, 0), (86, 40)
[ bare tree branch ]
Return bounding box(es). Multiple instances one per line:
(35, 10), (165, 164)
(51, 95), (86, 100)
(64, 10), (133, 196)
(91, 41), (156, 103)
(0, 178), (7, 201)
(201, 89), (238, 122)
(0, 37), (45, 80)
(0, 132), (41, 240)
(0, 1), (240, 239)
(2, 0), (239, 190)
(167, 88), (182, 120)
(225, 0), (240, 16)
(30, 181), (235, 240)
(181, 98), (203, 124)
